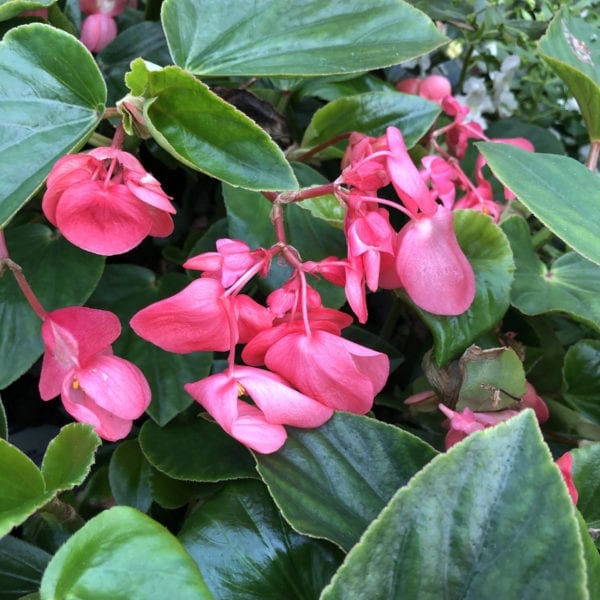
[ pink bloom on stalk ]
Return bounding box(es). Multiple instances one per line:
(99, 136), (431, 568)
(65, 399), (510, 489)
(185, 366), (333, 454)
(39, 307), (150, 441)
(42, 147), (176, 256)
(555, 452), (578, 505)
(385, 127), (475, 315)
(130, 278), (273, 353)
(243, 321), (389, 414)
(396, 74), (452, 104)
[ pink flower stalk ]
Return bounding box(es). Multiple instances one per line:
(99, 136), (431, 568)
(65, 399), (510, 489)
(185, 366), (333, 453)
(39, 307), (150, 441)
(555, 452), (578, 505)
(42, 147), (176, 256)
(130, 278), (273, 353)
(396, 74), (452, 104)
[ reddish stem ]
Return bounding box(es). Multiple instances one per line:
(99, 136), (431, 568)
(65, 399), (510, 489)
(587, 141), (600, 171)
(294, 132), (351, 162)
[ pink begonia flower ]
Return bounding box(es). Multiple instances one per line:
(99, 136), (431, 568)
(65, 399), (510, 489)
(266, 276), (322, 318)
(185, 366), (333, 453)
(243, 322), (389, 414)
(385, 127), (475, 315)
(520, 381), (549, 423)
(80, 13), (117, 52)
(441, 96), (485, 159)
(396, 74), (452, 104)
(80, 0), (130, 16)
(130, 278), (273, 353)
(555, 452), (578, 505)
(39, 307), (150, 441)
(43, 147), (176, 256)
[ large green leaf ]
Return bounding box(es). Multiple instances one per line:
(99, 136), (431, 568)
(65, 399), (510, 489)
(88, 265), (211, 426)
(572, 442), (600, 538)
(322, 411), (587, 598)
(139, 416), (256, 482)
(108, 439), (153, 512)
(0, 0), (54, 21)
(479, 142), (600, 266)
(178, 479), (343, 599)
(40, 423), (101, 494)
(301, 91), (439, 150)
(562, 340), (600, 426)
(0, 223), (104, 389)
(256, 412), (437, 552)
(0, 535), (51, 600)
(125, 60), (297, 191)
(502, 216), (600, 332)
(0, 23), (106, 227)
(39, 506), (212, 600)
(162, 0), (447, 77)
(538, 9), (600, 141)
(413, 210), (514, 365)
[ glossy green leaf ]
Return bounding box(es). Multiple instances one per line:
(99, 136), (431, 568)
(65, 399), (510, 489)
(0, 23), (106, 227)
(538, 9), (600, 140)
(572, 443), (600, 537)
(139, 416), (256, 482)
(178, 479), (343, 599)
(502, 216), (600, 332)
(0, 223), (104, 389)
(149, 469), (211, 510)
(562, 340), (600, 426)
(40, 423), (101, 494)
(88, 265), (211, 426)
(125, 60), (297, 191)
(0, 393), (6, 440)
(40, 506), (212, 600)
(301, 92), (439, 150)
(413, 210), (514, 365)
(162, 0), (447, 77)
(256, 412), (438, 552)
(0, 0), (54, 21)
(322, 411), (587, 599)
(0, 535), (51, 600)
(479, 142), (600, 266)
(108, 439), (153, 512)
(0, 437), (50, 538)
(545, 398), (600, 443)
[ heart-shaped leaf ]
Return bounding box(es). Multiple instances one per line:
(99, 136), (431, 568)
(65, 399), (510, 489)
(162, 0), (447, 77)
(0, 23), (106, 226)
(479, 142), (600, 266)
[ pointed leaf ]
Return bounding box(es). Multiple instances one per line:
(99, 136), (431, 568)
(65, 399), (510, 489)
(322, 412), (587, 599)
(41, 423), (101, 494)
(538, 9), (600, 140)
(39, 506), (213, 599)
(301, 91), (439, 151)
(256, 412), (438, 551)
(0, 23), (106, 226)
(162, 0), (447, 77)
(563, 340), (600, 426)
(0, 535), (51, 600)
(0, 223), (104, 389)
(413, 210), (514, 365)
(108, 439), (153, 512)
(178, 479), (343, 599)
(502, 216), (600, 332)
(479, 142), (600, 266)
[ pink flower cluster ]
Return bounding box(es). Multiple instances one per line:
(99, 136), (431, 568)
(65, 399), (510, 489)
(80, 0), (136, 53)
(39, 307), (150, 441)
(130, 239), (389, 453)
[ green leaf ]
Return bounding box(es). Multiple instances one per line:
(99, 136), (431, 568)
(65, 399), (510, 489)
(0, 393), (7, 440)
(178, 479), (343, 599)
(39, 506), (213, 600)
(538, 9), (600, 140)
(40, 423), (101, 494)
(562, 340), (600, 426)
(162, 0), (447, 77)
(479, 142), (600, 266)
(413, 210), (514, 365)
(0, 223), (104, 389)
(322, 411), (587, 599)
(108, 439), (153, 512)
(256, 412), (437, 552)
(301, 92), (439, 150)
(126, 60), (297, 191)
(576, 510), (600, 595)
(149, 469), (210, 510)
(0, 437), (50, 538)
(139, 417), (256, 482)
(502, 216), (600, 332)
(0, 23), (106, 227)
(88, 265), (211, 426)
(0, 535), (51, 600)
(572, 443), (600, 539)
(0, 1), (54, 21)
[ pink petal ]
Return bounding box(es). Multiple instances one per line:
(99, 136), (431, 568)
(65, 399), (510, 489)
(395, 208), (475, 315)
(80, 14), (117, 53)
(233, 295), (274, 343)
(556, 452), (578, 505)
(147, 206), (175, 237)
(228, 403), (288, 453)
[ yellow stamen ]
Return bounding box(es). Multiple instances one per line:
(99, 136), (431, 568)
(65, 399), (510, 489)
(72, 378), (80, 390)
(237, 382), (246, 397)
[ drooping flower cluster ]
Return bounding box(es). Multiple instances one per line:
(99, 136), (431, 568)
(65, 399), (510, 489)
(39, 306), (151, 441)
(42, 146), (175, 256)
(131, 239), (390, 453)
